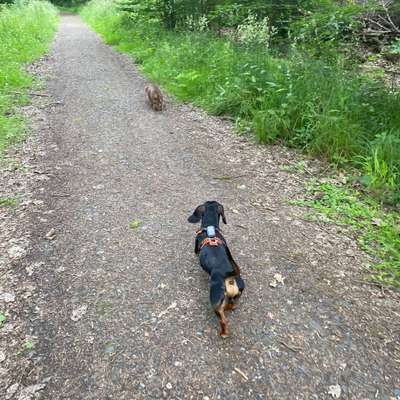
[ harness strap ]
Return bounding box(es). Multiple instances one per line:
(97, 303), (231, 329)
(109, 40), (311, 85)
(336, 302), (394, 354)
(199, 237), (224, 251)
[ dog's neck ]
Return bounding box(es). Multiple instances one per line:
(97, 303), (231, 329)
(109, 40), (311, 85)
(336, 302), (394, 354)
(200, 213), (220, 229)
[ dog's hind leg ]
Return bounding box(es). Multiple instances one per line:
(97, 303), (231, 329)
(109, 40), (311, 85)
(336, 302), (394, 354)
(214, 304), (228, 338)
(210, 276), (229, 337)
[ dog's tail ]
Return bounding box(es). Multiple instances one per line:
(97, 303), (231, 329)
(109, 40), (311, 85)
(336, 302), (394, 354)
(224, 277), (239, 298)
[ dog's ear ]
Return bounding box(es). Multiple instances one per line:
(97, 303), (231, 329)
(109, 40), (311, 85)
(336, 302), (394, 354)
(218, 204), (227, 224)
(188, 204), (205, 223)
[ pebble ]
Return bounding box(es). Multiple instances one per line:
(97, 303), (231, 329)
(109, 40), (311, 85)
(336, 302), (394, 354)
(0, 293), (15, 303)
(6, 383), (19, 400)
(7, 245), (26, 260)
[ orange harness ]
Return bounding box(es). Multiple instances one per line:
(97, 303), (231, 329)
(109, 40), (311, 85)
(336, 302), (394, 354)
(196, 229), (225, 251)
(199, 237), (224, 250)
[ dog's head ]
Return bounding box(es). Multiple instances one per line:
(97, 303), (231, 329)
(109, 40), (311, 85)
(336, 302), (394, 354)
(188, 201), (227, 227)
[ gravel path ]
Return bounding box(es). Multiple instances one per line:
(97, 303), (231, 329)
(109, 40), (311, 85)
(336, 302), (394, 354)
(1, 15), (400, 400)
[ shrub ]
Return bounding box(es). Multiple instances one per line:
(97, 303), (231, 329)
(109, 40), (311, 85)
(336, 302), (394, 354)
(236, 13), (277, 48)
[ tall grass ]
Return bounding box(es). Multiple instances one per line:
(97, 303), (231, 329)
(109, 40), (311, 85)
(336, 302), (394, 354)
(0, 0), (58, 154)
(82, 0), (400, 201)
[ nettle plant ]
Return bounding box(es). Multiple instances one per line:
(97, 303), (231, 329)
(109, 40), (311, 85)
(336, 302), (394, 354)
(236, 13), (277, 48)
(184, 14), (209, 32)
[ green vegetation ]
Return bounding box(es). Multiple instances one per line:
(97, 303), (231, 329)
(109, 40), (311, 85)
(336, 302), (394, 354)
(129, 219), (142, 229)
(0, 196), (18, 208)
(0, 0), (58, 154)
(82, 0), (400, 203)
(57, 5), (82, 13)
(293, 181), (400, 287)
(23, 340), (34, 350)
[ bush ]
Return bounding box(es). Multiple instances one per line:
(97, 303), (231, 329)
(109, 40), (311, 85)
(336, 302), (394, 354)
(290, 1), (365, 56)
(236, 13), (277, 48)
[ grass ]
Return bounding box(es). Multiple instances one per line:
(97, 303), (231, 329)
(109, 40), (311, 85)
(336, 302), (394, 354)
(0, 313), (5, 327)
(0, 196), (18, 208)
(81, 0), (400, 203)
(292, 181), (400, 288)
(0, 0), (58, 155)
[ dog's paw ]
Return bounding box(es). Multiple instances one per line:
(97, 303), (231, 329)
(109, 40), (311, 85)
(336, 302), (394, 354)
(219, 331), (229, 338)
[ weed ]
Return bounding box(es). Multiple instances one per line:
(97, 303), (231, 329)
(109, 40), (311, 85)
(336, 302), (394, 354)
(129, 219), (142, 229)
(0, 313), (6, 327)
(0, 197), (18, 208)
(23, 340), (34, 350)
(293, 181), (400, 287)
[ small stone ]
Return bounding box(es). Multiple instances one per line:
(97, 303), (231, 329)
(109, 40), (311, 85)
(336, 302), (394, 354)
(0, 350), (6, 363)
(328, 384), (341, 398)
(345, 249), (356, 257)
(174, 361), (182, 367)
(371, 218), (383, 226)
(104, 343), (116, 354)
(274, 273), (285, 285)
(45, 228), (56, 240)
(166, 382), (172, 390)
(26, 265), (34, 276)
(7, 245), (26, 260)
(71, 305), (88, 321)
(0, 293), (15, 303)
(18, 383), (46, 400)
(6, 383), (19, 399)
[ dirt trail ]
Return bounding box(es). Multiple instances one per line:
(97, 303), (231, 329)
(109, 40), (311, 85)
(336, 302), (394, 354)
(1, 15), (400, 400)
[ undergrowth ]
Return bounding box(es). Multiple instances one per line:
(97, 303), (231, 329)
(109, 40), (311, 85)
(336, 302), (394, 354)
(82, 0), (400, 203)
(293, 181), (400, 288)
(57, 5), (83, 13)
(0, 0), (58, 154)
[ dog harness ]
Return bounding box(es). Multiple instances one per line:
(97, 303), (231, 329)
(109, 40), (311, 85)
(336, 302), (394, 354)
(199, 237), (224, 250)
(196, 226), (224, 250)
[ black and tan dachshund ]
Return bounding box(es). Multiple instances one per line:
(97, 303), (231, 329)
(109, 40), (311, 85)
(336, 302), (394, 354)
(188, 201), (245, 337)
